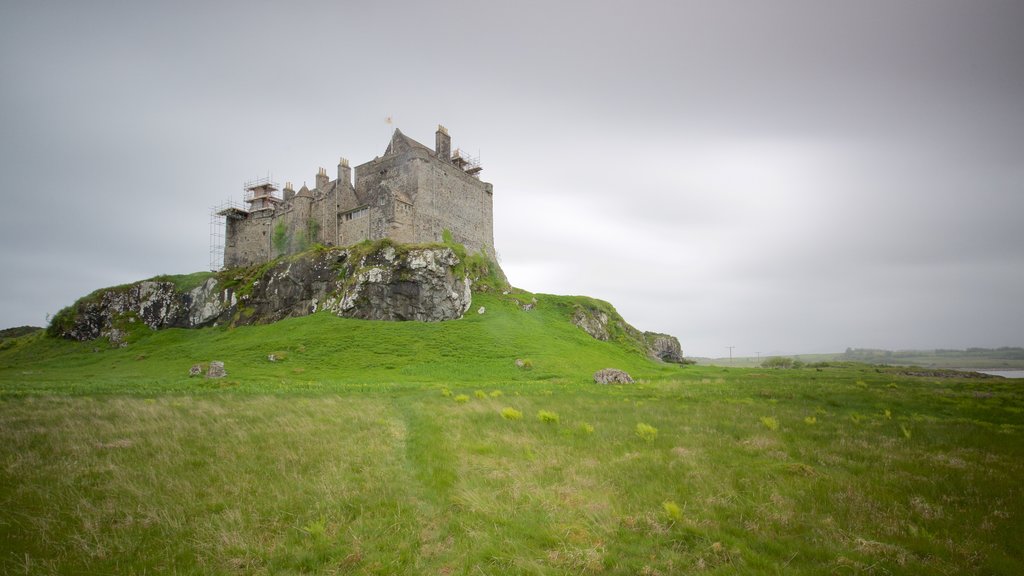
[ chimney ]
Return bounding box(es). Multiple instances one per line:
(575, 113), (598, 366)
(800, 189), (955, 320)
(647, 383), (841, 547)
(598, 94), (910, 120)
(315, 167), (328, 191)
(337, 157), (351, 187)
(435, 124), (451, 161)
(283, 181), (295, 201)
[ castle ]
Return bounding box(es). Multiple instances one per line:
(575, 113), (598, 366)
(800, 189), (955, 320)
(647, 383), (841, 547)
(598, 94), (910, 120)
(218, 125), (494, 268)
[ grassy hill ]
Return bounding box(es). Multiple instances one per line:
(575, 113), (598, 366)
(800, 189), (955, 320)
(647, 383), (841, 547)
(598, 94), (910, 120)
(1, 287), (1023, 574)
(0, 290), (679, 395)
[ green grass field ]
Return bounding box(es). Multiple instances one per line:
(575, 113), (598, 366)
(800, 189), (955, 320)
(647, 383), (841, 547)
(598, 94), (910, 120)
(1, 291), (1022, 574)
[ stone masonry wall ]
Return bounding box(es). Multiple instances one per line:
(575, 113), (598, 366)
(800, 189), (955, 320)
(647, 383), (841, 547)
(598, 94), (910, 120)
(225, 212), (272, 268)
(412, 157), (494, 255)
(221, 128), (495, 269)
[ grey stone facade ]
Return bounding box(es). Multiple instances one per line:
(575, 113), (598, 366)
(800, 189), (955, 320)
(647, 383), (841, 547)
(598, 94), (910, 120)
(219, 126), (495, 269)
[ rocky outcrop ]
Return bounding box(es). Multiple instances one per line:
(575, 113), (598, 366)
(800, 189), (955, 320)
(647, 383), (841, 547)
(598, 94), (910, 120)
(644, 332), (685, 363)
(49, 243), (473, 342)
(320, 245), (471, 322)
(572, 306), (610, 341)
(571, 302), (686, 364)
(49, 277), (230, 341)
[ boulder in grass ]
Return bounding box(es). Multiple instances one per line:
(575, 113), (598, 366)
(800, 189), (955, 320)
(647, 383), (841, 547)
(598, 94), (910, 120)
(206, 361), (226, 379)
(594, 368), (633, 384)
(189, 364), (202, 377)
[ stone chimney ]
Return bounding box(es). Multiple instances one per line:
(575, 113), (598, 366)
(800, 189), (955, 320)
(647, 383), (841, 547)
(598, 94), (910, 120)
(337, 157), (351, 188)
(435, 124), (451, 161)
(315, 167), (328, 191)
(283, 181), (295, 201)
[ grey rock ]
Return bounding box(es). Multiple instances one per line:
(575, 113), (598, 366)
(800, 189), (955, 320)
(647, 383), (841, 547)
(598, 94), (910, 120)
(51, 244), (473, 340)
(324, 246), (472, 322)
(189, 364), (202, 377)
(573, 306), (610, 341)
(206, 361), (226, 379)
(594, 368), (634, 384)
(644, 332), (685, 363)
(108, 328), (127, 348)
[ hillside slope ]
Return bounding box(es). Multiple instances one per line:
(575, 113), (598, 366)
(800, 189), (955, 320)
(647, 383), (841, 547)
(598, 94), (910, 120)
(0, 290), (685, 395)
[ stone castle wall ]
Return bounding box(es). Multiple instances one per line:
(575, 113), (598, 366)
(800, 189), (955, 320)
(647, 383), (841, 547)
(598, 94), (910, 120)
(412, 157), (494, 254)
(222, 127), (494, 269)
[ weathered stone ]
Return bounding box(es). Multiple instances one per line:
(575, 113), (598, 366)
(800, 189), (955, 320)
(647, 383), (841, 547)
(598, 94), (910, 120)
(325, 246), (472, 322)
(594, 368), (634, 384)
(206, 361), (226, 379)
(222, 126), (495, 269)
(51, 277), (230, 341)
(514, 358), (525, 368)
(521, 303), (534, 311)
(107, 328), (127, 348)
(573, 306), (610, 341)
(189, 364), (202, 377)
(477, 306), (486, 315)
(51, 244), (475, 340)
(644, 332), (685, 363)
(267, 354), (277, 362)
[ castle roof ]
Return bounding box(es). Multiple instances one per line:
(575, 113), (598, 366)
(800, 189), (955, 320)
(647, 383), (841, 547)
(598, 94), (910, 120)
(385, 128), (433, 156)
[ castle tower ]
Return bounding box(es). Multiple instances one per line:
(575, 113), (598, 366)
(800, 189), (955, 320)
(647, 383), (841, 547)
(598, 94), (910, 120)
(435, 125), (451, 161)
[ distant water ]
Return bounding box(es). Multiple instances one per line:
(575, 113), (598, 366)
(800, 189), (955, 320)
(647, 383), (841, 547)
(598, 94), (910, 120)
(975, 370), (1024, 379)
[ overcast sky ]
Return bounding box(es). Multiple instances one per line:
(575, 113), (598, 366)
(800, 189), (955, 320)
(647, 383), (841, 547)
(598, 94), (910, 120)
(1, 0), (1022, 357)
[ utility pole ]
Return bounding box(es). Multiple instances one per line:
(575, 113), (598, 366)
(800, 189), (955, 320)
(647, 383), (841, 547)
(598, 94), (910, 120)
(756, 352), (761, 362)
(727, 346), (735, 363)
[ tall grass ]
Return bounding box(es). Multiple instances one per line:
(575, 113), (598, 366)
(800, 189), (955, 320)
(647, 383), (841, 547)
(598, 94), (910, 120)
(1, 292), (1023, 573)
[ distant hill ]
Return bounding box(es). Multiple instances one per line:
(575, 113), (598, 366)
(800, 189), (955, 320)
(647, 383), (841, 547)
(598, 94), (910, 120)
(696, 347), (1024, 369)
(0, 326), (41, 340)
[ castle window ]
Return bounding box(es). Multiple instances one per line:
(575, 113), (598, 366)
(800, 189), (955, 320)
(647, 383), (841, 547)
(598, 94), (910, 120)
(344, 207), (368, 221)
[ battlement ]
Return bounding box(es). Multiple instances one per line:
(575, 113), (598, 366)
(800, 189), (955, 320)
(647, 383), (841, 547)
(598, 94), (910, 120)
(212, 125), (495, 270)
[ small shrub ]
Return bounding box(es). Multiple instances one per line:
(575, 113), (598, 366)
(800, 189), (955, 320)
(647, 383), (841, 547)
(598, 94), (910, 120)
(761, 416), (779, 431)
(577, 422), (595, 435)
(635, 423), (658, 442)
(489, 390), (503, 398)
(272, 221), (288, 256)
(454, 394), (470, 404)
(804, 416), (817, 425)
(663, 501), (682, 522)
(474, 390), (487, 399)
(761, 356), (796, 369)
(537, 410), (560, 424)
(301, 515), (327, 539)
(901, 424), (912, 440)
(501, 407), (523, 421)
(884, 409), (892, 419)
(440, 387), (452, 397)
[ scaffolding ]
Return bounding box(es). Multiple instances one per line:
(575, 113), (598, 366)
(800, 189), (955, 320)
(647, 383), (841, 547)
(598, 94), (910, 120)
(451, 148), (482, 177)
(209, 199), (245, 271)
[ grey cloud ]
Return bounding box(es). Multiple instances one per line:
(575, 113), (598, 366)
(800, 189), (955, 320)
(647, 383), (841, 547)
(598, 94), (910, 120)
(1, 0), (1022, 356)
